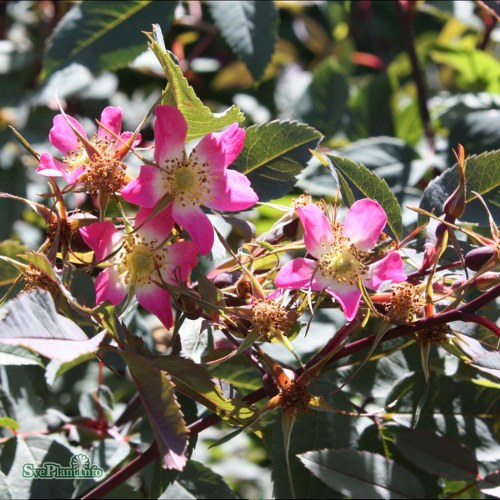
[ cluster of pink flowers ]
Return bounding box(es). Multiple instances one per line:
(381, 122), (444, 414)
(39, 104), (406, 328)
(39, 105), (257, 328)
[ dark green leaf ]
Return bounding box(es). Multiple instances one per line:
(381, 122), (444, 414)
(152, 355), (256, 426)
(177, 460), (236, 499)
(42, 1), (177, 78)
(0, 436), (74, 499)
(0, 290), (105, 362)
(419, 150), (500, 223)
(327, 153), (404, 239)
(271, 387), (358, 499)
(295, 58), (349, 139)
(395, 430), (478, 480)
(121, 351), (189, 470)
(448, 110), (500, 161)
(148, 41), (244, 142)
(298, 448), (424, 499)
(233, 121), (323, 202)
(207, 0), (278, 81)
(0, 344), (42, 367)
(0, 240), (26, 285)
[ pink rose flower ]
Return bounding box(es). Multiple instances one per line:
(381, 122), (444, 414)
(80, 206), (198, 329)
(121, 105), (258, 255)
(37, 106), (141, 192)
(275, 199), (407, 321)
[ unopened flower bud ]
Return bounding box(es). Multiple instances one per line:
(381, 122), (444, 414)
(465, 246), (496, 271)
(474, 272), (500, 291)
(443, 144), (467, 221)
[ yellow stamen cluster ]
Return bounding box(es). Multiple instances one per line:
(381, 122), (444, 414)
(317, 235), (369, 285)
(64, 136), (127, 195)
(160, 149), (212, 208)
(387, 282), (425, 323)
(251, 298), (292, 339)
(23, 265), (59, 296)
(279, 380), (311, 415)
(291, 194), (312, 209)
(115, 234), (165, 286)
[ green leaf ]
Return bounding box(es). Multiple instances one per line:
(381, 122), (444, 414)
(0, 344), (42, 367)
(207, 0), (278, 81)
(298, 448), (424, 499)
(326, 153), (404, 239)
(44, 354), (95, 386)
(176, 460), (236, 499)
(431, 45), (500, 93)
(233, 121), (323, 202)
(0, 289), (106, 362)
(270, 384), (358, 499)
(419, 150), (500, 223)
(42, 1), (177, 78)
(0, 471), (11, 500)
(148, 38), (244, 142)
(0, 436), (74, 499)
(121, 351), (189, 471)
(296, 58), (349, 139)
(152, 355), (256, 426)
(395, 430), (478, 480)
(0, 240), (26, 285)
(0, 417), (19, 431)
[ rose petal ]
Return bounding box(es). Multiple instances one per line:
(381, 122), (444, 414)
(154, 105), (187, 166)
(161, 240), (199, 285)
(172, 203), (214, 256)
(37, 153), (65, 177)
(95, 267), (127, 305)
(275, 258), (317, 289)
(97, 106), (122, 142)
(195, 123), (245, 172)
(325, 282), (362, 321)
(121, 165), (164, 208)
(135, 205), (174, 243)
(50, 114), (87, 155)
(364, 252), (407, 290)
(136, 283), (174, 329)
(206, 169), (258, 211)
(298, 204), (334, 258)
(343, 199), (387, 251)
(80, 221), (121, 262)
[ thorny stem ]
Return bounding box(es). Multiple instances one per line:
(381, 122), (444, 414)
(395, 0), (435, 155)
(81, 285), (499, 498)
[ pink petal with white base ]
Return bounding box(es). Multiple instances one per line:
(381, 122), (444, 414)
(343, 199), (387, 251)
(50, 114), (87, 155)
(80, 221), (121, 262)
(195, 123), (245, 172)
(37, 153), (65, 177)
(121, 165), (164, 208)
(298, 204), (334, 258)
(161, 241), (199, 285)
(135, 205), (174, 242)
(97, 106), (122, 142)
(95, 267), (127, 305)
(154, 105), (188, 165)
(325, 282), (362, 321)
(172, 203), (214, 255)
(275, 258), (316, 289)
(206, 169), (258, 211)
(364, 252), (406, 290)
(136, 283), (174, 329)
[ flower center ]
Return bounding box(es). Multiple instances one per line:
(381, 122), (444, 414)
(161, 149), (211, 208)
(251, 298), (292, 339)
(317, 239), (368, 285)
(116, 234), (164, 286)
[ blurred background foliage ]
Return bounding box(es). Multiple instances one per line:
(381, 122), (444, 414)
(0, 1), (499, 498)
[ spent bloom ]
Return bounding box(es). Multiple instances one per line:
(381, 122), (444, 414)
(37, 106), (141, 194)
(121, 105), (258, 255)
(80, 206), (198, 329)
(275, 199), (407, 321)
